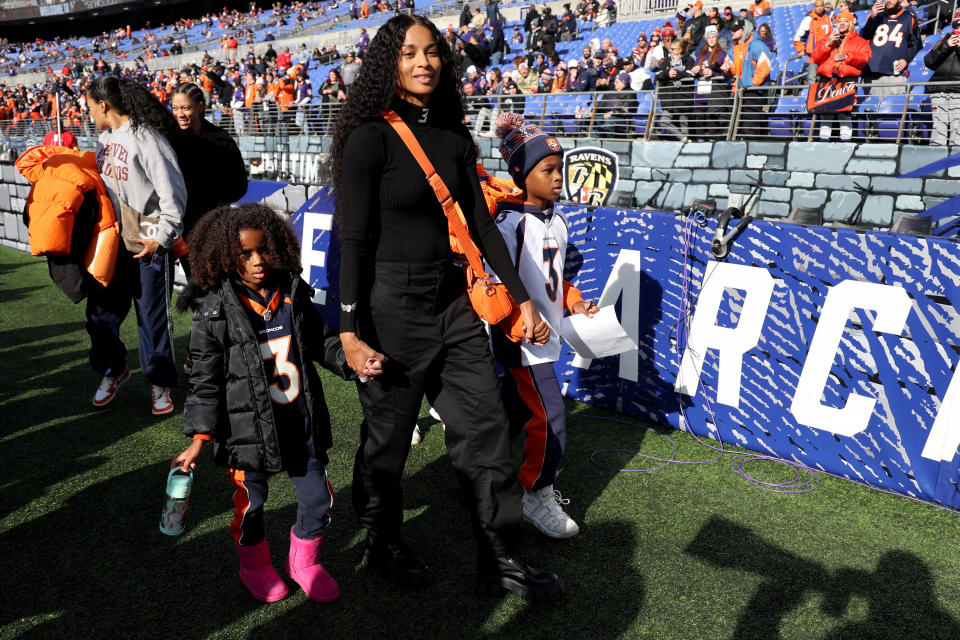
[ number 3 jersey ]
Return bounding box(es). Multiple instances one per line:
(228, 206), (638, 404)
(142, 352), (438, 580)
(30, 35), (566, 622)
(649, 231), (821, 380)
(859, 9), (921, 76)
(485, 202), (583, 367)
(235, 283), (311, 442)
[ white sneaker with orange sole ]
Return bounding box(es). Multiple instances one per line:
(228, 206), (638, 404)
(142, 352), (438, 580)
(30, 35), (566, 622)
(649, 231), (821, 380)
(92, 368), (131, 407)
(151, 384), (174, 416)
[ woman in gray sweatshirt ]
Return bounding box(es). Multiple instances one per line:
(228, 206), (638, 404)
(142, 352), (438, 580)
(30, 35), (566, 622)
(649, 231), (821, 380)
(85, 75), (187, 417)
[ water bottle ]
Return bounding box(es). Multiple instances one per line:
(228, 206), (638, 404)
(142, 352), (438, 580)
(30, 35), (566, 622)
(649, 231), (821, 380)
(159, 468), (193, 536)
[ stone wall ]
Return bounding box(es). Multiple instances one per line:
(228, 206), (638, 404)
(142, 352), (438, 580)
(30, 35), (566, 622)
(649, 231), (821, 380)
(4, 139), (959, 252)
(0, 162), (32, 252)
(472, 138), (960, 227)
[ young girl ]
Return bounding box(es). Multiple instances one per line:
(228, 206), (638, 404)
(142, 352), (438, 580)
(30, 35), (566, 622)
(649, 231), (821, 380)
(85, 75), (186, 416)
(171, 203), (381, 603)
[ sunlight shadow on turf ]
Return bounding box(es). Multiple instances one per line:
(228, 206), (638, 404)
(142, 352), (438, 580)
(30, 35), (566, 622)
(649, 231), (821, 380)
(685, 515), (960, 640)
(0, 322), (83, 353)
(0, 287), (40, 304)
(0, 462), (254, 637)
(0, 360), (165, 522)
(244, 453), (646, 640)
(0, 260), (31, 277)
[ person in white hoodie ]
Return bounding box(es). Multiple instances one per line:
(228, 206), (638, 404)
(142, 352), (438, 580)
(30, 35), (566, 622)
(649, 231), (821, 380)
(85, 75), (187, 417)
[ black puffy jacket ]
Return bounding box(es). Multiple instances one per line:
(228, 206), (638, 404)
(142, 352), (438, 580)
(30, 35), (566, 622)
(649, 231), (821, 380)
(182, 273), (352, 473)
(925, 38), (960, 95)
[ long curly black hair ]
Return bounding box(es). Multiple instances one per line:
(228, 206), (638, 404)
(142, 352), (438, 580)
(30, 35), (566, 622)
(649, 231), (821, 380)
(328, 14), (464, 204)
(183, 203), (301, 297)
(86, 75), (180, 140)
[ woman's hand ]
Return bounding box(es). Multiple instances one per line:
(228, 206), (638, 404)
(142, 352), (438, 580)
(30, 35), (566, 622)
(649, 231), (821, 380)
(519, 300), (550, 345)
(572, 299), (599, 317)
(171, 438), (206, 472)
(341, 332), (386, 379)
(131, 236), (161, 259)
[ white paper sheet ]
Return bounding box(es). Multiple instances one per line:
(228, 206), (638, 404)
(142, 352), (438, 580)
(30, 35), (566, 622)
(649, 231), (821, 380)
(560, 306), (636, 359)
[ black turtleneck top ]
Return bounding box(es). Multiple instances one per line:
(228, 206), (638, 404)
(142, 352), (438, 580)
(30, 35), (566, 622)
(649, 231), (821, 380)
(338, 98), (530, 332)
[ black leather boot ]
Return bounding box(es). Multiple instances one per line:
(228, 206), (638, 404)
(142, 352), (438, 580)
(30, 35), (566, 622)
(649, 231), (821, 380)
(476, 553), (563, 602)
(360, 534), (433, 588)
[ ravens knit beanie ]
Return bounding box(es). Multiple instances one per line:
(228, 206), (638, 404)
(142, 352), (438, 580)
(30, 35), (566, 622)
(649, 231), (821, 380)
(495, 112), (564, 186)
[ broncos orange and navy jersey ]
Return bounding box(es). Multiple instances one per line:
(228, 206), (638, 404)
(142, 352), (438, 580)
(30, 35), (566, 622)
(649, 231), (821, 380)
(234, 281), (310, 440)
(859, 9), (922, 76)
(485, 202), (581, 367)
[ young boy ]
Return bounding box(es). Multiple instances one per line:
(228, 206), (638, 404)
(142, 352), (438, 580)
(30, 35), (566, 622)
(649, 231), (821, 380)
(488, 112), (598, 539)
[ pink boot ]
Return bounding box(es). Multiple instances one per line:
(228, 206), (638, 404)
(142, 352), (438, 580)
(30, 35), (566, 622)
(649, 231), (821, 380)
(285, 527), (340, 602)
(236, 539), (289, 602)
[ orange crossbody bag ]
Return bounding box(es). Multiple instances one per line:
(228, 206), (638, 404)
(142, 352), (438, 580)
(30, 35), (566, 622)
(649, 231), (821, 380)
(383, 109), (515, 326)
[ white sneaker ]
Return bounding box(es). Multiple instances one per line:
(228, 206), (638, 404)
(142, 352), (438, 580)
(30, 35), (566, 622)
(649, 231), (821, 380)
(522, 486), (580, 539)
(151, 384), (174, 416)
(411, 424), (422, 446)
(92, 368), (131, 407)
(428, 406), (445, 431)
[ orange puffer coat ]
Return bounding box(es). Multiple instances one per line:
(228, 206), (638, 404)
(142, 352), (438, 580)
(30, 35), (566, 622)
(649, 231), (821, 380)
(16, 145), (119, 287)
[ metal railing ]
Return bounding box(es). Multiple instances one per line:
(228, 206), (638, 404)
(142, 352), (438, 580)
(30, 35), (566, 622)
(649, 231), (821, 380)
(917, 0), (957, 33)
(464, 80), (960, 144)
(618, 0), (677, 19)
(2, 79), (959, 146)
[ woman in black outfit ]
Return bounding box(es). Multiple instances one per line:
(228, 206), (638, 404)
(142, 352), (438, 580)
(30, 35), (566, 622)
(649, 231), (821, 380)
(330, 14), (562, 602)
(170, 82), (248, 246)
(171, 82), (249, 373)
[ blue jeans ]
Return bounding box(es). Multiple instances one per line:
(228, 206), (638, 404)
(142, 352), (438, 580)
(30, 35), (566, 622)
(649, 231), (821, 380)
(85, 249), (178, 387)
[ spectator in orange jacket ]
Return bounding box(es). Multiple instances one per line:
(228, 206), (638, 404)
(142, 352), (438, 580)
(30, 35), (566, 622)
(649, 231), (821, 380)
(811, 11), (870, 140)
(794, 0), (833, 82)
(751, 0), (771, 17)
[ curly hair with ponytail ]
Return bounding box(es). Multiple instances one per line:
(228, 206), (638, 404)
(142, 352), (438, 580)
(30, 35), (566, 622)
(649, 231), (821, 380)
(327, 14), (464, 203)
(87, 75), (180, 140)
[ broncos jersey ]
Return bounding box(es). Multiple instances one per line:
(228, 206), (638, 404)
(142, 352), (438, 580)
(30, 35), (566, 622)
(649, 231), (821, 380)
(860, 9), (922, 76)
(486, 203), (573, 367)
(234, 282), (310, 439)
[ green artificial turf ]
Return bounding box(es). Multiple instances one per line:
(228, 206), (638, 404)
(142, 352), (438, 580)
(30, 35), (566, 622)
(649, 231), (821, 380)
(1, 245), (959, 640)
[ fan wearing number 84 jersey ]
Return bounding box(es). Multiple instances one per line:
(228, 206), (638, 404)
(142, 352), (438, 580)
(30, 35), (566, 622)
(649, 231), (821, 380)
(859, 0), (921, 87)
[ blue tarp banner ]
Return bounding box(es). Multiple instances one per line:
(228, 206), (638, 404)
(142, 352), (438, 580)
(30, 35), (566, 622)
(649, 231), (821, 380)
(283, 186), (960, 508)
(235, 180), (286, 204)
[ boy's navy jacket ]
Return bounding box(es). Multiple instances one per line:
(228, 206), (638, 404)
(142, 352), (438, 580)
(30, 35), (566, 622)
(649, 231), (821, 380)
(183, 273), (353, 473)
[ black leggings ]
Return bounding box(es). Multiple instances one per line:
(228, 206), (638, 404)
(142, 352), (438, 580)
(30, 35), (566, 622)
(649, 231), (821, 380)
(352, 260), (522, 559)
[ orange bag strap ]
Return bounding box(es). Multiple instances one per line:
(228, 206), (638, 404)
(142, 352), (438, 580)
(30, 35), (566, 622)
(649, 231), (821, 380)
(382, 109), (490, 279)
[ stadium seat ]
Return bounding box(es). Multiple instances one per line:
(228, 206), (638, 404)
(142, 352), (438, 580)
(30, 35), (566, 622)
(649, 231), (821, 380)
(875, 95), (909, 139)
(770, 95), (812, 138)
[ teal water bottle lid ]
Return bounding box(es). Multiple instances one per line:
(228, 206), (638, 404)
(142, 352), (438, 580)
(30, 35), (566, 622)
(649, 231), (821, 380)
(166, 468), (193, 499)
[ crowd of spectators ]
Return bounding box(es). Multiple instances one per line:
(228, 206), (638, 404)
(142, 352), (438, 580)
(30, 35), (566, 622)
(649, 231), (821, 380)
(0, 0), (957, 144)
(0, 39), (355, 143)
(0, 1), (361, 78)
(451, 0), (955, 142)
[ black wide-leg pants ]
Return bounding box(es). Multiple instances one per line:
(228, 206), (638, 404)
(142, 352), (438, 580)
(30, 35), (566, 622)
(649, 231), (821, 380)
(352, 260), (522, 558)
